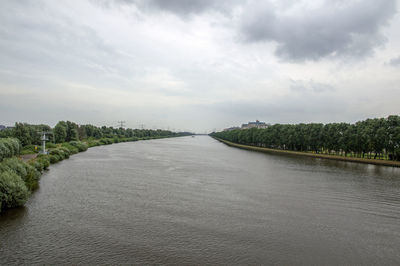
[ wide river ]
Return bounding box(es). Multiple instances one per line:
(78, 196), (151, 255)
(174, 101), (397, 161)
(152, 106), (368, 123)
(1, 136), (400, 265)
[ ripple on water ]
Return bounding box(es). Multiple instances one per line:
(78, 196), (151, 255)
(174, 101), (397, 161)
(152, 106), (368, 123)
(1, 136), (400, 265)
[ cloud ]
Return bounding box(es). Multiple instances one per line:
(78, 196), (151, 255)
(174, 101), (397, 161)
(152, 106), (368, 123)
(289, 79), (335, 93)
(112, 0), (238, 17)
(387, 55), (400, 66)
(1, 0), (400, 132)
(240, 0), (397, 61)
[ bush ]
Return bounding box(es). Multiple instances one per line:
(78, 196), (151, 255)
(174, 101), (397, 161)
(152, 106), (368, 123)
(0, 171), (29, 212)
(29, 160), (44, 172)
(49, 155), (61, 164)
(61, 143), (79, 154)
(20, 144), (39, 155)
(0, 158), (27, 178)
(0, 142), (9, 161)
(46, 143), (57, 149)
(99, 138), (113, 145)
(87, 139), (100, 147)
(49, 148), (66, 160)
(0, 158), (41, 191)
(36, 155), (50, 170)
(22, 163), (40, 190)
(68, 141), (88, 152)
(59, 147), (71, 158)
(0, 138), (21, 161)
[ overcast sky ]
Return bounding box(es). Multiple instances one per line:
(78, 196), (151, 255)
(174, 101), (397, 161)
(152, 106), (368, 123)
(0, 0), (399, 132)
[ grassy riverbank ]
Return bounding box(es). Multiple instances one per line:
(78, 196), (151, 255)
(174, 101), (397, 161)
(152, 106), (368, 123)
(214, 137), (400, 168)
(0, 135), (184, 214)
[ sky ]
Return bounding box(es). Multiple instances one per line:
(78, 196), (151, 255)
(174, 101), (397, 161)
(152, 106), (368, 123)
(0, 0), (399, 133)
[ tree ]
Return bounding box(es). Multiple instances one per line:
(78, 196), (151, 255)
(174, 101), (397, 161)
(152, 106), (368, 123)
(65, 121), (79, 141)
(54, 122), (67, 143)
(13, 123), (31, 146)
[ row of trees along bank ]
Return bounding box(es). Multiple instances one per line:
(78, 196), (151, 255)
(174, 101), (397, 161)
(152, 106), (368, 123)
(0, 121), (187, 147)
(0, 121), (191, 213)
(210, 115), (400, 161)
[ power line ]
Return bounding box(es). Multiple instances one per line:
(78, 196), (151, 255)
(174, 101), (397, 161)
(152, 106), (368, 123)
(117, 121), (126, 128)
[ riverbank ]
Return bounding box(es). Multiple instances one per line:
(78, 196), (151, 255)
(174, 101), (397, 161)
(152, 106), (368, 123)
(0, 135), (186, 214)
(213, 137), (400, 168)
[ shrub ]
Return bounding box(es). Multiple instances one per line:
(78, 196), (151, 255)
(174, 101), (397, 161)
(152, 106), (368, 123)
(22, 144), (39, 153)
(69, 141), (88, 152)
(46, 143), (57, 149)
(49, 148), (66, 160)
(49, 155), (60, 164)
(0, 138), (21, 161)
(59, 147), (71, 158)
(99, 138), (113, 145)
(87, 140), (100, 147)
(36, 155), (50, 170)
(0, 158), (27, 178)
(29, 160), (44, 172)
(0, 142), (8, 161)
(61, 143), (79, 154)
(0, 158), (41, 191)
(22, 163), (40, 190)
(0, 171), (29, 212)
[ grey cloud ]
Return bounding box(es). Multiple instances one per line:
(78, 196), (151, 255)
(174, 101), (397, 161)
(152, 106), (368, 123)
(290, 80), (335, 93)
(113, 0), (238, 16)
(0, 1), (140, 89)
(240, 0), (397, 61)
(388, 55), (400, 66)
(205, 96), (353, 127)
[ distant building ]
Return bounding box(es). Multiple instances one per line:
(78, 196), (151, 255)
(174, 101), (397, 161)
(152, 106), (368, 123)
(241, 120), (269, 129)
(0, 125), (6, 131)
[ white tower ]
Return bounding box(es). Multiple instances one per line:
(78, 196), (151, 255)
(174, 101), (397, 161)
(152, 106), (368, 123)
(40, 132), (50, 154)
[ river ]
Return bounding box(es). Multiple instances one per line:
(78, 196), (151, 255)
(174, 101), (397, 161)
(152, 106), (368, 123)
(1, 136), (400, 265)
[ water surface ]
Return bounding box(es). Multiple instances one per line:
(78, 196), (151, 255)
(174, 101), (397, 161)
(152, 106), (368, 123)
(1, 136), (400, 265)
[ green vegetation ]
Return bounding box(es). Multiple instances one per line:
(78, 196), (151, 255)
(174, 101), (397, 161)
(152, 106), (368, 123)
(0, 120), (191, 213)
(0, 120), (188, 146)
(0, 171), (29, 211)
(0, 138), (21, 161)
(211, 115), (400, 161)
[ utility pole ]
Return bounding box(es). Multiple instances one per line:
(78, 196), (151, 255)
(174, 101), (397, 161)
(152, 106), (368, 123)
(118, 121), (126, 128)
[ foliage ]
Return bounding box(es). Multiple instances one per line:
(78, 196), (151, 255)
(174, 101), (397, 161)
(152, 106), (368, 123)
(35, 155), (50, 170)
(20, 144), (39, 155)
(0, 120), (188, 213)
(12, 123), (51, 146)
(0, 157), (43, 212)
(211, 115), (400, 161)
(49, 148), (67, 161)
(0, 158), (41, 190)
(68, 141), (88, 152)
(54, 122), (67, 143)
(0, 171), (29, 212)
(0, 138), (21, 162)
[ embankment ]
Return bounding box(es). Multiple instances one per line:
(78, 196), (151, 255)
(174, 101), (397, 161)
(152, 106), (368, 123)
(213, 137), (400, 168)
(0, 135), (184, 214)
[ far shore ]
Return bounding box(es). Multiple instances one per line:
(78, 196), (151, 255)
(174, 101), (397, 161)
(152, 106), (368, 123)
(213, 137), (400, 168)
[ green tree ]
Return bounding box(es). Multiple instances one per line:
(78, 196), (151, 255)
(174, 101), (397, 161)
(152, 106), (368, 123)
(13, 123), (31, 146)
(54, 122), (67, 143)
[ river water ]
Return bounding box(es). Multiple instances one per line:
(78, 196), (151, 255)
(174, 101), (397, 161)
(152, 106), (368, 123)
(1, 136), (400, 265)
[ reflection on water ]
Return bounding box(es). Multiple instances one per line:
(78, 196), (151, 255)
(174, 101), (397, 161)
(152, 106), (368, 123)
(1, 136), (400, 265)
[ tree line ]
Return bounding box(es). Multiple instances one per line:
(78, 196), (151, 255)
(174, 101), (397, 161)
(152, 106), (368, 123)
(210, 115), (400, 161)
(0, 121), (188, 146)
(1, 120), (191, 213)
